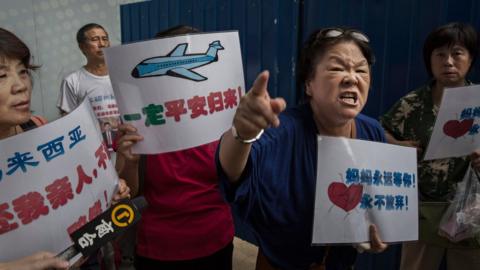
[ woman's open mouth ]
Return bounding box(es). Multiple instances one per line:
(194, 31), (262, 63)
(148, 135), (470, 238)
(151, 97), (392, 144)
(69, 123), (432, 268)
(339, 92), (358, 106)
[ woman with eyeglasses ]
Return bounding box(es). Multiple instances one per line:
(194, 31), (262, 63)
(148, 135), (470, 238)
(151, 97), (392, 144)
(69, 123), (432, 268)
(380, 22), (480, 270)
(217, 27), (387, 269)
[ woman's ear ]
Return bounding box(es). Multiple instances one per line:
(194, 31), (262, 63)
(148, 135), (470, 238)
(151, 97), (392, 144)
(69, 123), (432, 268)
(305, 81), (312, 97)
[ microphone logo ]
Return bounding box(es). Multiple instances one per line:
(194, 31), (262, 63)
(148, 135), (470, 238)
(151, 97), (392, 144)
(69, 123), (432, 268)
(111, 204), (135, 227)
(70, 199), (143, 256)
(56, 197), (147, 261)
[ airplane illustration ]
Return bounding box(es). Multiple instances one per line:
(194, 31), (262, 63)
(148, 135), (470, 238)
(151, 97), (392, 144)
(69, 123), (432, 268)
(131, 40), (224, 81)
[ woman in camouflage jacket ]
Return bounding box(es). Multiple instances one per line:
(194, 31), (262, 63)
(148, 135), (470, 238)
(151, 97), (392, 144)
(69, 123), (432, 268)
(380, 22), (480, 270)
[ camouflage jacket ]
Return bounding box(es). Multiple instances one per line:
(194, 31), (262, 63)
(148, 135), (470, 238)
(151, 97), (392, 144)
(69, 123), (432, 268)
(380, 82), (470, 202)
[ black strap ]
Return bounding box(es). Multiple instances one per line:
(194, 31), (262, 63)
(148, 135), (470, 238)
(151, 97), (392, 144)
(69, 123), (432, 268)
(20, 119), (37, 131)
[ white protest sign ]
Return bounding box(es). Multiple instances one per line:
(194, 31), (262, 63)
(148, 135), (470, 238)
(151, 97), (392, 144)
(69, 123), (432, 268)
(105, 31), (245, 154)
(312, 136), (418, 244)
(0, 100), (118, 261)
(424, 85), (480, 160)
(88, 92), (121, 152)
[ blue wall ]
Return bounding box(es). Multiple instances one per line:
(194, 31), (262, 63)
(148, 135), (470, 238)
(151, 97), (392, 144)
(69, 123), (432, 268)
(302, 0), (480, 118)
(121, 0), (480, 119)
(121, 0), (300, 108)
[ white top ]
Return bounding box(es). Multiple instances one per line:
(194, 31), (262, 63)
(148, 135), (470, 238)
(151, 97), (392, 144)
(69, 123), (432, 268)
(57, 67), (120, 159)
(57, 67), (116, 115)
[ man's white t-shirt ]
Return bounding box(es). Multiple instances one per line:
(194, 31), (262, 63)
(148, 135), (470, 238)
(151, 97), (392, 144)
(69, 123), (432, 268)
(57, 67), (120, 151)
(57, 67), (118, 115)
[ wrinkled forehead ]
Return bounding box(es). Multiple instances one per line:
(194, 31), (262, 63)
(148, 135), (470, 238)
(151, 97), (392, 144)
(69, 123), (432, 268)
(85, 27), (108, 38)
(318, 41), (368, 64)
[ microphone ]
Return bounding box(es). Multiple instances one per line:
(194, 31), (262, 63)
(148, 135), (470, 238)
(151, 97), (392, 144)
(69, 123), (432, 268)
(56, 196), (148, 261)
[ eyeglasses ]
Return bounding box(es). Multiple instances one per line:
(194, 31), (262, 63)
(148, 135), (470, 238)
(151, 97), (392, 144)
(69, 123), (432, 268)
(318, 28), (370, 43)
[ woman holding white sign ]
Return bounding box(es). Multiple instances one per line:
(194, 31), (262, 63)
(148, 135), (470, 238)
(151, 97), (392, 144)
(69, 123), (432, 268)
(0, 27), (130, 268)
(0, 27), (71, 270)
(0, 27), (130, 199)
(218, 27), (387, 269)
(380, 22), (480, 270)
(116, 25), (235, 270)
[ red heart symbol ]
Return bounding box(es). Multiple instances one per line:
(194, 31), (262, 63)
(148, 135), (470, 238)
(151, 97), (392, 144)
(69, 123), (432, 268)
(443, 119), (474, 139)
(327, 182), (363, 212)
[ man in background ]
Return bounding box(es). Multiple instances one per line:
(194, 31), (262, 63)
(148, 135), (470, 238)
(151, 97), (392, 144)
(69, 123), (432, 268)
(57, 23), (120, 133)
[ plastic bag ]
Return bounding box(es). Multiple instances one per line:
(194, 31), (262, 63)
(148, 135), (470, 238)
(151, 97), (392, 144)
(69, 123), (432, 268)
(438, 166), (480, 242)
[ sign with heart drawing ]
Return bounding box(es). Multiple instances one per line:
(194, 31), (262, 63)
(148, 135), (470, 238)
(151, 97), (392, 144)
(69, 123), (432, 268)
(327, 183), (363, 212)
(424, 85), (480, 160)
(312, 136), (418, 244)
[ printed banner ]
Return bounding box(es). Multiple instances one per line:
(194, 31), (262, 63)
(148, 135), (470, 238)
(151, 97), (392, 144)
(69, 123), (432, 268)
(424, 85), (480, 160)
(89, 93), (121, 152)
(312, 136), (418, 244)
(0, 100), (118, 261)
(105, 31), (245, 154)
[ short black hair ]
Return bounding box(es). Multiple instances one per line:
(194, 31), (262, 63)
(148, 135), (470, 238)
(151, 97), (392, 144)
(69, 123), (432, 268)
(154, 25), (200, 39)
(297, 27), (375, 86)
(76, 23), (107, 44)
(423, 22), (478, 77)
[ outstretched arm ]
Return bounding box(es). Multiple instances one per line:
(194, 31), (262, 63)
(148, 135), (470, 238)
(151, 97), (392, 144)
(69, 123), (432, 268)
(219, 71), (286, 183)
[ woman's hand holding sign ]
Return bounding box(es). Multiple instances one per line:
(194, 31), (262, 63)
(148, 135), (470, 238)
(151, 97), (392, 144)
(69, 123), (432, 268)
(111, 179), (131, 205)
(0, 252), (69, 270)
(471, 149), (480, 172)
(115, 124), (144, 197)
(116, 124), (144, 162)
(358, 225), (388, 253)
